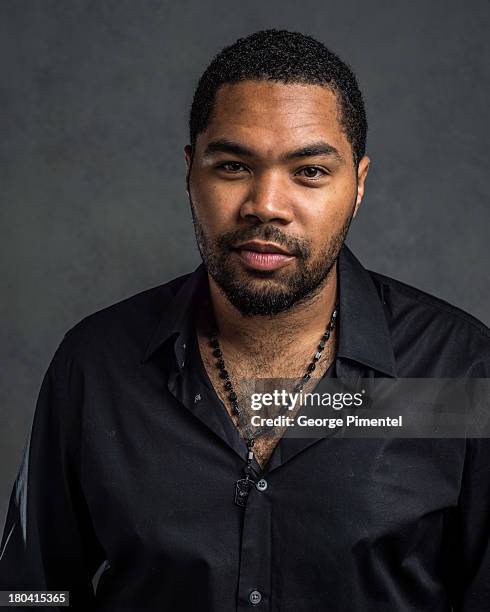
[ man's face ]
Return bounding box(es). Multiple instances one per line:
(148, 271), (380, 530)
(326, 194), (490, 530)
(185, 81), (369, 316)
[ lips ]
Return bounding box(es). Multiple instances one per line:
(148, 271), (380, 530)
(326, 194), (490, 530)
(232, 241), (295, 272)
(233, 241), (292, 255)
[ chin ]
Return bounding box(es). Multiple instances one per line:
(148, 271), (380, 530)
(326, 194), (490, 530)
(235, 267), (294, 289)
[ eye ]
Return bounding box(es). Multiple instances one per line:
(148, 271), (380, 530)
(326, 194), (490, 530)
(217, 161), (248, 173)
(296, 166), (328, 180)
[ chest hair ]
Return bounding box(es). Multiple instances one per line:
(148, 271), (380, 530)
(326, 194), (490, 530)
(197, 328), (337, 468)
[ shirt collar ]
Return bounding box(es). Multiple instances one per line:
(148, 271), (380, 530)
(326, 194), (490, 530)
(141, 264), (209, 365)
(141, 245), (397, 377)
(336, 245), (396, 377)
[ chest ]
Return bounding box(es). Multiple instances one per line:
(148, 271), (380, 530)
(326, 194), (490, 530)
(197, 333), (335, 468)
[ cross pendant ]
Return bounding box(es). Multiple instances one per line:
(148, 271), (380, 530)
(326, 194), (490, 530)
(235, 477), (255, 507)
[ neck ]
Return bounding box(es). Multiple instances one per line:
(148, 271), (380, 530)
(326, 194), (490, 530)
(206, 264), (338, 355)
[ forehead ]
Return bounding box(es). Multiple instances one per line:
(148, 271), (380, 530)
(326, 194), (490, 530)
(200, 80), (350, 158)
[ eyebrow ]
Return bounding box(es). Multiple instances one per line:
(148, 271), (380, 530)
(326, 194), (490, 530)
(285, 142), (344, 163)
(203, 139), (344, 163)
(203, 139), (255, 158)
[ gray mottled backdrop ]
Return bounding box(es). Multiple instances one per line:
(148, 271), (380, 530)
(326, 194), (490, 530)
(1, 0), (489, 528)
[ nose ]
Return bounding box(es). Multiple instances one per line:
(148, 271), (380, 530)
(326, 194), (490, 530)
(239, 170), (294, 225)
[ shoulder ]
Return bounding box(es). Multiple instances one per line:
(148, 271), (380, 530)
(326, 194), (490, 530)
(57, 272), (192, 364)
(370, 270), (488, 337)
(369, 270), (489, 376)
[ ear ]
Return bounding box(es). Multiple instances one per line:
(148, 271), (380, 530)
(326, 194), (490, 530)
(184, 145), (193, 169)
(184, 145), (193, 192)
(352, 155), (370, 218)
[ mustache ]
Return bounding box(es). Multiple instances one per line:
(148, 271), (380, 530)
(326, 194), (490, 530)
(217, 225), (311, 259)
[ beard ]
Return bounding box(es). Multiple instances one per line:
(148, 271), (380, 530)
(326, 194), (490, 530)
(189, 198), (353, 317)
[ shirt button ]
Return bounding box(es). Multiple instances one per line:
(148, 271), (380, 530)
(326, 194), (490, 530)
(249, 590), (262, 605)
(256, 479), (268, 492)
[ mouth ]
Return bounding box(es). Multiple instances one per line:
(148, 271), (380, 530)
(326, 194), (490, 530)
(231, 240), (296, 272)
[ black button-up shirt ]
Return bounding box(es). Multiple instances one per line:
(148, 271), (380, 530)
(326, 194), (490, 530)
(1, 245), (489, 611)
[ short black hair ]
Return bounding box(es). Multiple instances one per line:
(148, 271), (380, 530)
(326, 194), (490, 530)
(189, 29), (367, 166)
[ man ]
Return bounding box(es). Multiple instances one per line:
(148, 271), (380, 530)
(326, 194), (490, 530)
(0, 29), (489, 611)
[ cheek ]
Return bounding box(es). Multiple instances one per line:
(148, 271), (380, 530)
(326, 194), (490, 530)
(294, 168), (357, 210)
(297, 187), (353, 231)
(192, 170), (242, 210)
(190, 177), (239, 237)
(306, 211), (344, 247)
(297, 191), (355, 251)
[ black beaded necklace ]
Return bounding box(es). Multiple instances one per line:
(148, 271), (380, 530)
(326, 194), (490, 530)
(209, 304), (338, 507)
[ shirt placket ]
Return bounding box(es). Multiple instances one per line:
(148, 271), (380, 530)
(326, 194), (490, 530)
(236, 468), (272, 611)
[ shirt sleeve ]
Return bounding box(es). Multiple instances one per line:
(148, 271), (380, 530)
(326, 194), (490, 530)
(445, 436), (490, 611)
(0, 338), (105, 608)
